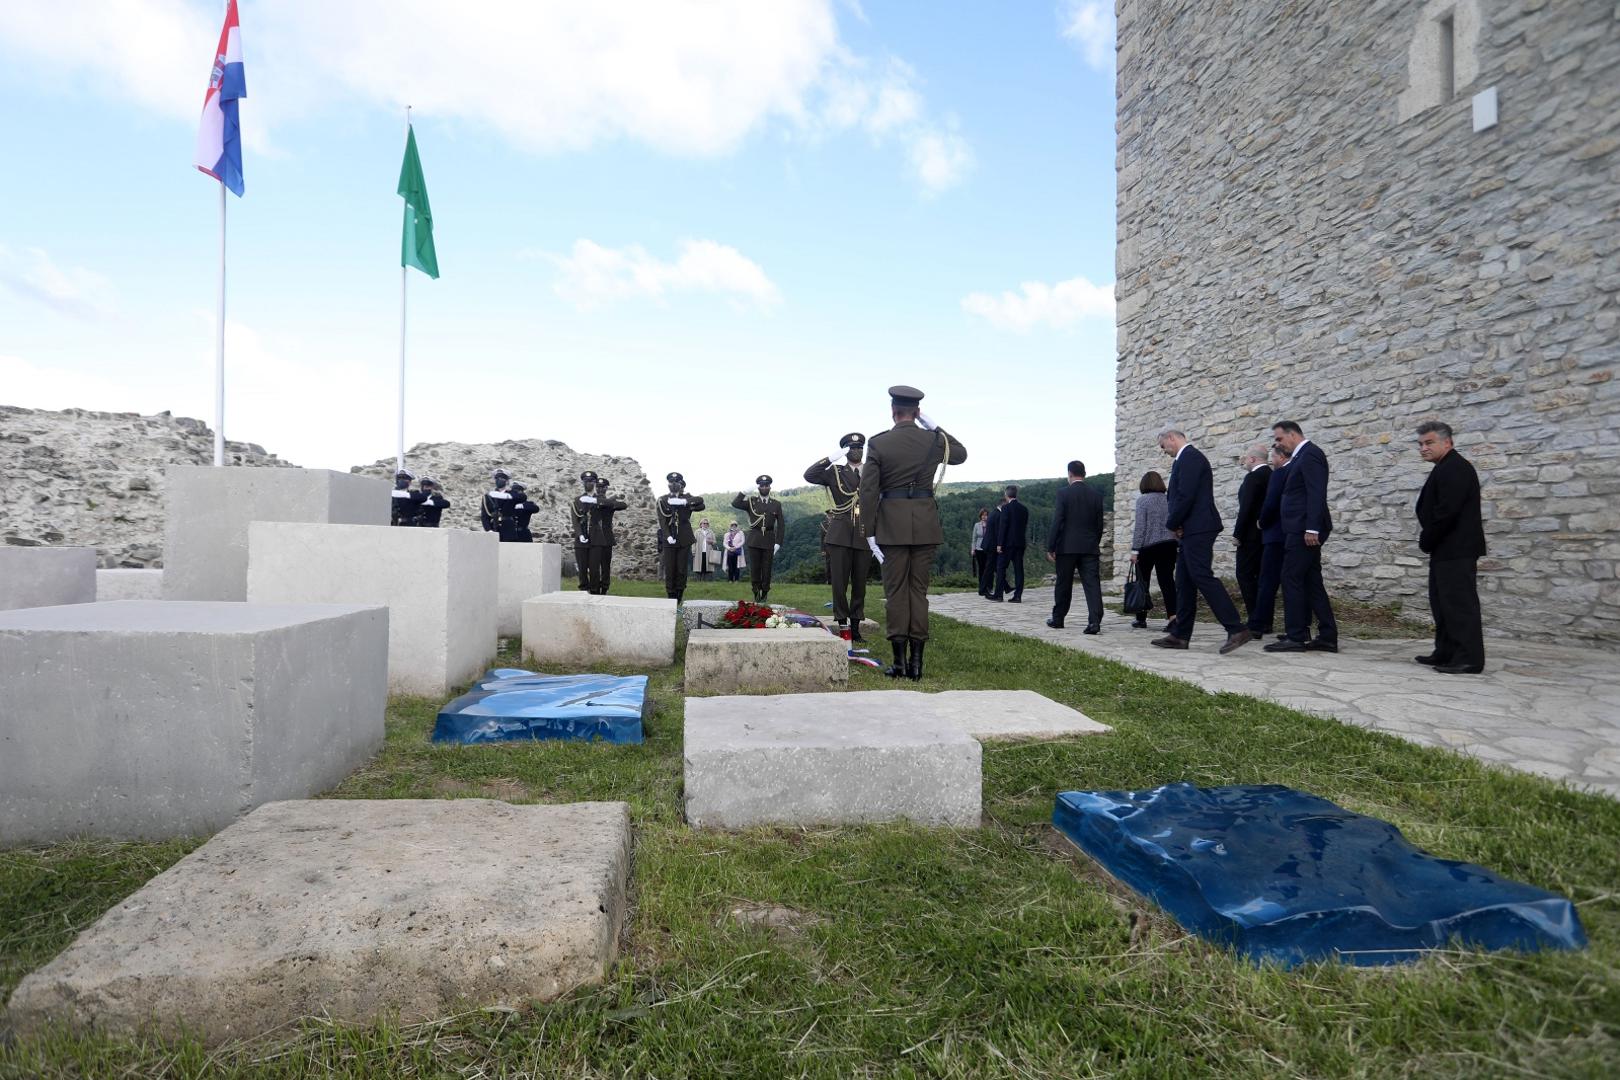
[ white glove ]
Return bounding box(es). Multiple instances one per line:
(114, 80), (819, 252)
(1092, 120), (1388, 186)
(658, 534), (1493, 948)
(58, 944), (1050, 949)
(579, 495), (597, 504)
(917, 411), (937, 432)
(579, 534), (589, 545)
(830, 447), (848, 465)
(773, 543), (781, 555)
(867, 537), (885, 565)
(666, 536), (676, 545)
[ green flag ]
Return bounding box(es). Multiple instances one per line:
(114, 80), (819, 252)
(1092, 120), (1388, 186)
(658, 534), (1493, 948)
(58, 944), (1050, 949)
(398, 125), (438, 279)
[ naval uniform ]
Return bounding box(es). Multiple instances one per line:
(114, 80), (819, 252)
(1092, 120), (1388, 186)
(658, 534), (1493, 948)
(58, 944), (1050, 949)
(390, 487), (426, 527)
(803, 454), (869, 628)
(586, 491), (628, 594)
(502, 496), (543, 542)
(417, 491), (450, 527)
(730, 490), (786, 602)
(656, 492), (707, 600)
(480, 488), (513, 532)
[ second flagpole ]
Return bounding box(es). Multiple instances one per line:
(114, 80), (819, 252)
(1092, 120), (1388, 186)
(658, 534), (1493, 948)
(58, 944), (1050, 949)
(396, 106), (411, 473)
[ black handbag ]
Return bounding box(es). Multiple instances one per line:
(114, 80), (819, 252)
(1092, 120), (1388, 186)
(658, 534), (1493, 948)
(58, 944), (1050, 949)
(1122, 563), (1153, 615)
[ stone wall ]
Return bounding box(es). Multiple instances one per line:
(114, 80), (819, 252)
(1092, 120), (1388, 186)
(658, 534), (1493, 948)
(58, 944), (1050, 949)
(1113, 0), (1620, 644)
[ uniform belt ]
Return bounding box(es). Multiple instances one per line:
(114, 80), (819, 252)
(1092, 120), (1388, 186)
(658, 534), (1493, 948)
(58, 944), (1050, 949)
(881, 489), (932, 499)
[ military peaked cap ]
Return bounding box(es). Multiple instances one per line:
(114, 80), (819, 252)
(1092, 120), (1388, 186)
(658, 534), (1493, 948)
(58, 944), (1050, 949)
(666, 471), (685, 484)
(492, 469), (509, 481)
(580, 470), (598, 483)
(888, 384), (925, 407)
(395, 468), (414, 480)
(756, 474), (773, 486)
(839, 432), (866, 449)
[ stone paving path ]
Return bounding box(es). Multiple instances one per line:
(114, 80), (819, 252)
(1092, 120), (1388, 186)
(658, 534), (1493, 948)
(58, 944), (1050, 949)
(930, 587), (1620, 799)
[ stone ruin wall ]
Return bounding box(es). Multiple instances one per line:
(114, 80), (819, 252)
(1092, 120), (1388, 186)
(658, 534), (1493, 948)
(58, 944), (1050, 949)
(1111, 0), (1620, 644)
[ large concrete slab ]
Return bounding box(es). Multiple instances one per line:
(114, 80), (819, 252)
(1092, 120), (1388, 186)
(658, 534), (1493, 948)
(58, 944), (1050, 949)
(4, 799), (633, 1043)
(685, 628), (849, 695)
(162, 466), (388, 601)
(684, 696), (982, 828)
(0, 546), (96, 610)
(497, 542), (562, 637)
(0, 601), (387, 844)
(95, 567), (163, 601)
(247, 523), (498, 697)
(522, 592), (677, 668)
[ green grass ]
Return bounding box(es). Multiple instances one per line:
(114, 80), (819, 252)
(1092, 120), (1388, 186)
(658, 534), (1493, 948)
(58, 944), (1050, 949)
(3, 580), (1617, 1078)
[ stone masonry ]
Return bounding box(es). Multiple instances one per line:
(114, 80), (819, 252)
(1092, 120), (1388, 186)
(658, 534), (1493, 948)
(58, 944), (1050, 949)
(1112, 0), (1620, 644)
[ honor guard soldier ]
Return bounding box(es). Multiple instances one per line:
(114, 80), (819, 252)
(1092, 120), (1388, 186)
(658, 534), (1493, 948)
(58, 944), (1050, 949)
(417, 476), (450, 528)
(390, 469), (426, 527)
(804, 433), (870, 640)
(502, 482), (543, 542)
(731, 475), (786, 604)
(480, 470), (513, 532)
(586, 477), (628, 594)
(655, 472), (706, 602)
(858, 385), (967, 679)
(569, 470), (599, 590)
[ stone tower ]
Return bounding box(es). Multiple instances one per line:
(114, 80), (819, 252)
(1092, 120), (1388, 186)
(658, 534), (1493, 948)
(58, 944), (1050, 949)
(1112, 0), (1619, 644)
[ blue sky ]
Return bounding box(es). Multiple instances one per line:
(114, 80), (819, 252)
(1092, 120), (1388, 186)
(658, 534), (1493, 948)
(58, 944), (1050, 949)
(0, 1), (1118, 488)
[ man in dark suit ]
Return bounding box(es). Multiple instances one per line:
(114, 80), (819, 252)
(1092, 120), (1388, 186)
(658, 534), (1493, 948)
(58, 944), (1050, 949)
(1264, 421), (1338, 652)
(1245, 443), (1291, 637)
(1232, 443), (1272, 623)
(988, 485), (1028, 602)
(1045, 461), (1105, 633)
(1153, 427), (1252, 654)
(1415, 420), (1487, 674)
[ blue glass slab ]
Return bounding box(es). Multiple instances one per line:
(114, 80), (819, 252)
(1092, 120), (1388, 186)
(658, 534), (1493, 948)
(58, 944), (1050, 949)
(434, 670), (647, 745)
(1053, 782), (1586, 967)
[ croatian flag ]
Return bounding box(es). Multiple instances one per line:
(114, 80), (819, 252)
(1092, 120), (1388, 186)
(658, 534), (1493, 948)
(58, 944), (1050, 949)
(194, 0), (245, 196)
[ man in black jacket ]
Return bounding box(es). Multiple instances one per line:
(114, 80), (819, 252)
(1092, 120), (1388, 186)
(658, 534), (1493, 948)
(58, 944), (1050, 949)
(1264, 420), (1339, 653)
(1154, 427), (1252, 654)
(988, 485), (1028, 603)
(1232, 444), (1272, 624)
(1415, 420), (1487, 674)
(1046, 461), (1105, 633)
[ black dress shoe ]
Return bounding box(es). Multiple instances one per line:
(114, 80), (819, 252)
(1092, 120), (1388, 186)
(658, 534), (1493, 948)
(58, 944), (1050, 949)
(1305, 640), (1339, 653)
(1007, 597), (1022, 604)
(1434, 663), (1484, 675)
(1151, 636), (1189, 650)
(987, 594), (1004, 602)
(1083, 624), (1100, 635)
(1131, 617), (1148, 629)
(1414, 654), (1441, 666)
(1045, 618), (1064, 629)
(1264, 639), (1308, 653)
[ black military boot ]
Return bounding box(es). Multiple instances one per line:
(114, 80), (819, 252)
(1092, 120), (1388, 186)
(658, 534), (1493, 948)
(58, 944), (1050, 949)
(850, 622), (865, 643)
(885, 639), (907, 678)
(907, 639), (925, 681)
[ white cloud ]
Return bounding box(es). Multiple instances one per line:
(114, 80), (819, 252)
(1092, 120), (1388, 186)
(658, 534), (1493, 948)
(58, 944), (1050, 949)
(1060, 1), (1116, 74)
(0, 1), (970, 191)
(961, 275), (1114, 332)
(0, 354), (149, 412)
(0, 245), (115, 320)
(809, 56), (971, 192)
(907, 124), (974, 195)
(547, 239), (782, 311)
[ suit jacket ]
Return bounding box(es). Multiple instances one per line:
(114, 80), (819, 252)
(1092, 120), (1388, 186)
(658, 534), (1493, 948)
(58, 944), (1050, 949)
(994, 499), (1029, 551)
(1233, 465), (1271, 545)
(1416, 450), (1486, 559)
(1278, 440), (1333, 540)
(1048, 480), (1104, 555)
(803, 457), (866, 549)
(984, 506), (1003, 555)
(730, 492), (785, 550)
(857, 419), (968, 546)
(1165, 445), (1223, 535)
(1257, 462), (1288, 544)
(656, 493), (707, 547)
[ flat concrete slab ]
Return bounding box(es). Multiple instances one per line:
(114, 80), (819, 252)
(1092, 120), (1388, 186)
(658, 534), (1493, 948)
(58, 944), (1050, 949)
(497, 542), (562, 637)
(523, 592), (677, 668)
(685, 627), (849, 695)
(915, 689), (1112, 740)
(0, 546), (96, 610)
(95, 567), (164, 601)
(5, 799), (633, 1044)
(0, 601), (388, 845)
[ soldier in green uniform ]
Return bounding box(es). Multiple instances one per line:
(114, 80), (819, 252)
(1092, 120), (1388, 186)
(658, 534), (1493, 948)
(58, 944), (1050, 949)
(586, 477), (628, 595)
(857, 385), (968, 679)
(655, 471), (706, 602)
(731, 475), (786, 604)
(804, 432), (870, 641)
(569, 470), (599, 591)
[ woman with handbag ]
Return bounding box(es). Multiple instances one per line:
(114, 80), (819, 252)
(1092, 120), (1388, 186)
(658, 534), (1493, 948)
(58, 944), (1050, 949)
(1130, 470), (1179, 630)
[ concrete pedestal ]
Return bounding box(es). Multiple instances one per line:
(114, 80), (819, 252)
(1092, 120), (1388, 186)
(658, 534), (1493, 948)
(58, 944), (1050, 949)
(95, 568), (164, 601)
(0, 547), (96, 610)
(247, 523), (498, 697)
(162, 466), (388, 601)
(522, 592), (677, 668)
(685, 628), (848, 695)
(497, 542), (562, 637)
(0, 601), (387, 845)
(5, 799), (632, 1044)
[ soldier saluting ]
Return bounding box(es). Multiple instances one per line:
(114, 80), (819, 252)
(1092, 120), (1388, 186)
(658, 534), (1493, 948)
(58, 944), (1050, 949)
(390, 469), (426, 526)
(655, 471), (706, 603)
(858, 385), (967, 679)
(480, 469), (513, 532)
(569, 470), (599, 590)
(417, 476), (450, 527)
(732, 475), (786, 604)
(804, 433), (869, 641)
(586, 477), (628, 595)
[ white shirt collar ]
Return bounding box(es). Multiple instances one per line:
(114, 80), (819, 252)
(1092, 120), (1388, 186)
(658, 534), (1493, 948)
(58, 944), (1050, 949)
(1250, 462), (1268, 473)
(1297, 437), (1311, 452)
(1174, 443), (1190, 462)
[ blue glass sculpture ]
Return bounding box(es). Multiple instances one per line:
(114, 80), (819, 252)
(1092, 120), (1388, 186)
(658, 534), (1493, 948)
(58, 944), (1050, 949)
(433, 669), (647, 745)
(1053, 782), (1586, 967)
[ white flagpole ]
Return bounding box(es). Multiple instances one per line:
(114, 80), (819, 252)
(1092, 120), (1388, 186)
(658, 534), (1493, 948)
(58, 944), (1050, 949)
(214, 181), (226, 466)
(396, 105), (411, 473)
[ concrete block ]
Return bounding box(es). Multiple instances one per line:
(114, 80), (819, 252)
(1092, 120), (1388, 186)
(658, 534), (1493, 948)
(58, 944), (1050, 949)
(0, 601), (387, 845)
(0, 547), (96, 610)
(95, 568), (164, 601)
(684, 695), (982, 828)
(914, 689), (1112, 741)
(162, 466), (389, 601)
(497, 542), (561, 637)
(5, 799), (632, 1044)
(247, 523), (497, 698)
(678, 599), (737, 631)
(685, 628), (848, 695)
(522, 592), (676, 668)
